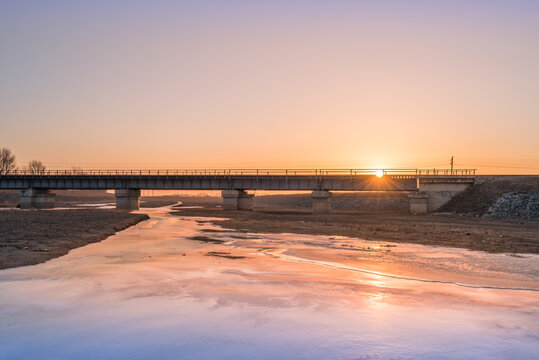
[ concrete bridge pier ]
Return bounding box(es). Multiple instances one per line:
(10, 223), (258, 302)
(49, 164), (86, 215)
(408, 192), (429, 214)
(312, 190), (332, 214)
(19, 189), (56, 209)
(221, 190), (254, 211)
(115, 189), (140, 210)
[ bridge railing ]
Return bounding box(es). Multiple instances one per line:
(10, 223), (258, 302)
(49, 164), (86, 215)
(0, 168), (476, 177)
(417, 169), (476, 176)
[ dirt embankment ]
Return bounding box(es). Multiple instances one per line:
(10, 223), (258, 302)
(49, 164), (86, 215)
(251, 192), (410, 211)
(0, 210), (148, 269)
(173, 206), (539, 254)
(440, 176), (539, 216)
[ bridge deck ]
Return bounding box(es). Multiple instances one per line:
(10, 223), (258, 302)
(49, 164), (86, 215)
(0, 169), (475, 192)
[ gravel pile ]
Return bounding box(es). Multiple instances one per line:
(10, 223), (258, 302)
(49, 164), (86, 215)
(439, 176), (539, 216)
(483, 192), (539, 219)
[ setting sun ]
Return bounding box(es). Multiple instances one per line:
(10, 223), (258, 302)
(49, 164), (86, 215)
(376, 170), (384, 178)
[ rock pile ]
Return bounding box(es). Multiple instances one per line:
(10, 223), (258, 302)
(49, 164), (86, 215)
(483, 192), (539, 219)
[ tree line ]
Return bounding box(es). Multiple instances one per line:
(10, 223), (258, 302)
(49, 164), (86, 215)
(0, 148), (46, 174)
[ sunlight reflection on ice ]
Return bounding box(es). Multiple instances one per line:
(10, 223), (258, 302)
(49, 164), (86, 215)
(0, 206), (537, 360)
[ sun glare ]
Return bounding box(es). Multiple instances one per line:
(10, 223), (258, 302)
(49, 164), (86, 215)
(376, 170), (384, 178)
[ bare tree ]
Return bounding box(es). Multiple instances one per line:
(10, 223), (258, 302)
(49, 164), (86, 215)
(28, 160), (46, 175)
(0, 148), (16, 174)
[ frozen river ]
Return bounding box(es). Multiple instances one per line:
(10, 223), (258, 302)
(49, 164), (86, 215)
(1, 206), (538, 360)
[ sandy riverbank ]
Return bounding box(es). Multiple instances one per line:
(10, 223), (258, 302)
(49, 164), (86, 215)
(0, 189), (183, 270)
(0, 209), (149, 269)
(172, 206), (539, 254)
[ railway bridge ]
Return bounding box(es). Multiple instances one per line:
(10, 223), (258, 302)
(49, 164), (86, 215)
(0, 168), (476, 214)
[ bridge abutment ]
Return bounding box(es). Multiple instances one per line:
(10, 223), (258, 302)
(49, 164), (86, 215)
(221, 190), (254, 211)
(19, 189), (55, 209)
(115, 189), (140, 210)
(409, 177), (474, 214)
(312, 190), (332, 214)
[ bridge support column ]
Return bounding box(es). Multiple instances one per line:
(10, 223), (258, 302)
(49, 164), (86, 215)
(221, 190), (253, 211)
(19, 189), (55, 209)
(312, 190), (332, 214)
(115, 189), (140, 210)
(408, 192), (429, 215)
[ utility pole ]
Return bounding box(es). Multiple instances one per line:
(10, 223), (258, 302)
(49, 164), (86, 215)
(450, 156), (454, 175)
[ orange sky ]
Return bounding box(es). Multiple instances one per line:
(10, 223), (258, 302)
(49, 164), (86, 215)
(1, 1), (538, 174)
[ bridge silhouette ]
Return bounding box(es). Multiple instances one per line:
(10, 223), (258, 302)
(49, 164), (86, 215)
(0, 168), (476, 214)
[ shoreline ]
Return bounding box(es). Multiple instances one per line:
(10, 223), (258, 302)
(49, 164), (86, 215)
(1, 199), (537, 271)
(0, 209), (149, 270)
(172, 206), (539, 254)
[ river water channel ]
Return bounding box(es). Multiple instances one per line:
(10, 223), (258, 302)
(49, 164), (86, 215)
(1, 206), (538, 359)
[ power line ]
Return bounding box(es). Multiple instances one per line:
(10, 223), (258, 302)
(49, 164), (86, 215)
(460, 165), (539, 169)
